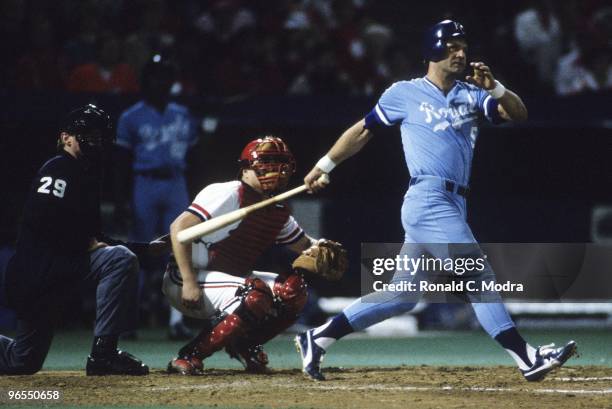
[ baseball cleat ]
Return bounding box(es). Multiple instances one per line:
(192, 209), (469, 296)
(521, 340), (577, 382)
(295, 330), (326, 381)
(226, 344), (270, 374)
(86, 350), (149, 376)
(167, 355), (204, 376)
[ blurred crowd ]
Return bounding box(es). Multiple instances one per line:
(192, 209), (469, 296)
(0, 0), (610, 98)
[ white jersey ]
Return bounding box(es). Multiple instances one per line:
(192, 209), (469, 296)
(186, 181), (304, 275)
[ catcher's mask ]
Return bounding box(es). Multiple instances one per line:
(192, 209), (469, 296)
(239, 136), (296, 193)
(59, 104), (114, 159)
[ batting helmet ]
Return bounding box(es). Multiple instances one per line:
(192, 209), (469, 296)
(60, 104), (114, 156)
(239, 136), (296, 193)
(141, 54), (176, 91)
(423, 19), (466, 62)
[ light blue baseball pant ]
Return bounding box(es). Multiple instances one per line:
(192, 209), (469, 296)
(131, 174), (190, 306)
(132, 174), (190, 242)
(344, 176), (515, 338)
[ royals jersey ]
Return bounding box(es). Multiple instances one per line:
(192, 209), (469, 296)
(186, 181), (304, 276)
(116, 101), (198, 172)
(371, 77), (503, 185)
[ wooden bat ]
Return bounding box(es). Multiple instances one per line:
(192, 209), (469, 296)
(177, 174), (330, 244)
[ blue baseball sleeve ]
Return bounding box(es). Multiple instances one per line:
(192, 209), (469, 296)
(365, 82), (407, 130)
(115, 111), (133, 150)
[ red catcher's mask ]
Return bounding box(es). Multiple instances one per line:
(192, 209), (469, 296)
(239, 136), (296, 193)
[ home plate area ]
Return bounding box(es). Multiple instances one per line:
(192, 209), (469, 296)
(2, 366), (611, 409)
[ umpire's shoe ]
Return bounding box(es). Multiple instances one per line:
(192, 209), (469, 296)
(521, 340), (577, 382)
(86, 350), (149, 376)
(295, 330), (326, 381)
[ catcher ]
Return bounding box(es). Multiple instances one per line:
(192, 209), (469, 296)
(162, 136), (347, 375)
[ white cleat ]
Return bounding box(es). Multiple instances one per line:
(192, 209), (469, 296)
(295, 330), (326, 381)
(521, 340), (577, 381)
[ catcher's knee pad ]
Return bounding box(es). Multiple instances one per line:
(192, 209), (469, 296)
(237, 277), (274, 321)
(273, 273), (308, 315)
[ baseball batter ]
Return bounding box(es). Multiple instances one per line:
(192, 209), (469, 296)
(163, 136), (347, 375)
(296, 20), (576, 382)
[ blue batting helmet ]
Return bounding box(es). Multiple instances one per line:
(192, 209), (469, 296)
(423, 19), (466, 62)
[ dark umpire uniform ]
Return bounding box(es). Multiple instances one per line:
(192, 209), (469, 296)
(0, 104), (148, 375)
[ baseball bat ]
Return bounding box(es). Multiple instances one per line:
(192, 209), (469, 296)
(177, 174), (329, 244)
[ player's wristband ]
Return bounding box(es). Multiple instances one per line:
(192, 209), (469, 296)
(316, 155), (336, 173)
(487, 80), (506, 99)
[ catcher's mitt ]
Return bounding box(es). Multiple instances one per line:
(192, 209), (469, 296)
(292, 239), (348, 281)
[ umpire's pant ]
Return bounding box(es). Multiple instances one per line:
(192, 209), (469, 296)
(0, 245), (139, 374)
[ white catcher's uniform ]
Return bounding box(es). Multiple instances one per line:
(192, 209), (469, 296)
(162, 181), (304, 320)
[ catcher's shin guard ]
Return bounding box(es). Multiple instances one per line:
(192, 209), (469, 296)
(189, 277), (275, 361)
(239, 273), (308, 347)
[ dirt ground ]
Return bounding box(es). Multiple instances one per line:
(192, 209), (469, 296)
(1, 366), (611, 408)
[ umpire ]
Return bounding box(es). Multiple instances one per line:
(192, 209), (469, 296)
(0, 104), (148, 375)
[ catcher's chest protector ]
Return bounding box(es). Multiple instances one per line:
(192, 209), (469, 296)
(207, 185), (290, 275)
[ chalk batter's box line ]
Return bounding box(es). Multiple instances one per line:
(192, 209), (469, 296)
(149, 380), (612, 395)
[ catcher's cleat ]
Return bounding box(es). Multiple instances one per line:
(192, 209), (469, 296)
(167, 355), (204, 376)
(521, 340), (577, 382)
(86, 350), (149, 376)
(226, 344), (270, 373)
(295, 330), (326, 381)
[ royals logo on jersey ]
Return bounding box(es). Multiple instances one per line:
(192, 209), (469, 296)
(116, 101), (197, 172)
(371, 77), (504, 185)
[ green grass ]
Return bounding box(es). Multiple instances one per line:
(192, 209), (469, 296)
(37, 328), (612, 371)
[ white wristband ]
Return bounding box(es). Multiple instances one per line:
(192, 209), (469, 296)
(316, 155), (336, 173)
(487, 80), (506, 99)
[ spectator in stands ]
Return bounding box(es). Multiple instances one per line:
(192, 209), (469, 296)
(3, 0), (606, 98)
(555, 9), (612, 95)
(193, 0), (256, 44)
(361, 22), (393, 95)
(0, 0), (27, 89)
(15, 13), (66, 90)
(124, 0), (178, 77)
(67, 32), (139, 94)
(555, 34), (612, 95)
(514, 0), (563, 91)
(62, 1), (103, 68)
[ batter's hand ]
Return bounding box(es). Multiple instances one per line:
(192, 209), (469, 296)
(466, 62), (496, 90)
(181, 280), (202, 310)
(304, 167), (330, 193)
